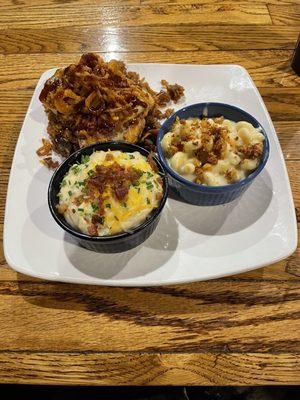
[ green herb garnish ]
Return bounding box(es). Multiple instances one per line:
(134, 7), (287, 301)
(68, 190), (72, 197)
(122, 202), (127, 208)
(105, 204), (111, 209)
(75, 181), (85, 188)
(78, 208), (84, 212)
(59, 179), (66, 188)
(147, 198), (150, 204)
(88, 170), (94, 177)
(71, 165), (80, 174)
(81, 155), (90, 164)
(91, 203), (99, 213)
(129, 154), (135, 159)
(146, 172), (154, 178)
(146, 182), (154, 190)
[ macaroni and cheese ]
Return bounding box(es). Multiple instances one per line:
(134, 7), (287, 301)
(57, 150), (164, 236)
(161, 116), (265, 186)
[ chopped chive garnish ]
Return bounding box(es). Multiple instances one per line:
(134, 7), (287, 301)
(129, 154), (134, 159)
(59, 179), (66, 188)
(146, 182), (154, 190)
(91, 203), (99, 212)
(137, 187), (140, 193)
(146, 172), (154, 178)
(71, 165), (80, 174)
(68, 191), (72, 196)
(147, 198), (150, 204)
(81, 155), (90, 164)
(78, 208), (84, 212)
(122, 202), (127, 208)
(88, 170), (94, 177)
(105, 204), (111, 208)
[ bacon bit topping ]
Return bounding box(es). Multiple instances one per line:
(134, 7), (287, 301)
(195, 149), (217, 165)
(225, 168), (238, 183)
(86, 162), (143, 202)
(88, 224), (98, 236)
(57, 203), (68, 214)
(195, 165), (204, 184)
(157, 177), (163, 186)
(238, 143), (263, 159)
(37, 138), (53, 157)
(41, 157), (59, 170)
(162, 108), (174, 119)
(147, 154), (159, 173)
(74, 195), (84, 206)
(213, 116), (224, 124)
(161, 79), (184, 103)
(105, 153), (114, 161)
(165, 145), (178, 158)
(91, 215), (104, 225)
(156, 192), (163, 201)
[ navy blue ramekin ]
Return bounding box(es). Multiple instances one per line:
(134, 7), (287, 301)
(48, 141), (168, 253)
(157, 102), (270, 206)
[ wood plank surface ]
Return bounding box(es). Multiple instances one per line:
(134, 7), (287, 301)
(1, 26), (298, 54)
(0, 352), (298, 385)
(0, 279), (299, 353)
(268, 4), (300, 25)
(142, 0), (299, 4)
(0, 0), (139, 5)
(0, 0), (300, 386)
(0, 4), (272, 30)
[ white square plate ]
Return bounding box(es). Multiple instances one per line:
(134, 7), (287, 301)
(4, 64), (297, 286)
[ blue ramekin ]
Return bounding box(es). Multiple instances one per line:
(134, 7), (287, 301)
(48, 141), (169, 253)
(157, 102), (270, 206)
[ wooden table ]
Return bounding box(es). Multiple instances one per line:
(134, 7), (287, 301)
(0, 0), (300, 386)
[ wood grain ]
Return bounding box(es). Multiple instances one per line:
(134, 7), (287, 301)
(1, 26), (299, 54)
(274, 121), (300, 160)
(0, 352), (298, 385)
(0, 0), (139, 5)
(268, 4), (300, 25)
(142, 0), (299, 4)
(259, 87), (300, 120)
(0, 279), (299, 353)
(0, 4), (272, 30)
(0, 0), (300, 386)
(286, 161), (300, 208)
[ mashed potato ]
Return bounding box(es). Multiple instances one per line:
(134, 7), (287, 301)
(57, 150), (164, 236)
(161, 116), (265, 186)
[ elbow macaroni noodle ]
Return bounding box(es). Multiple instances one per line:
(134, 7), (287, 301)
(161, 117), (265, 186)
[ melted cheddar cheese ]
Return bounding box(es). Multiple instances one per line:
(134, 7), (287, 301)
(58, 150), (164, 236)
